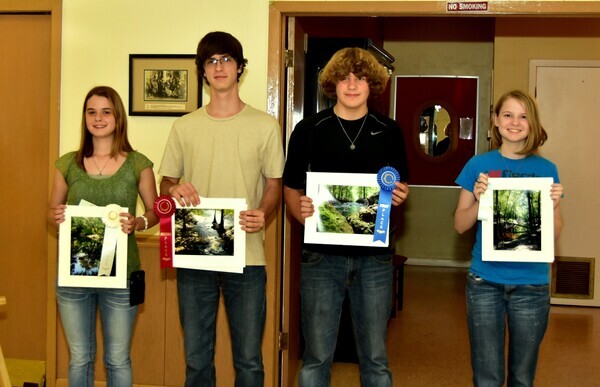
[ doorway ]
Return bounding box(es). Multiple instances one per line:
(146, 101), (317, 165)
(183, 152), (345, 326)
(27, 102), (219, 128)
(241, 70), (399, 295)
(269, 2), (600, 386)
(277, 13), (494, 386)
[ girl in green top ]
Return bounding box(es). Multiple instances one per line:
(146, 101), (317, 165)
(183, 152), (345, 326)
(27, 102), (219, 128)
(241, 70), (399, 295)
(47, 86), (158, 387)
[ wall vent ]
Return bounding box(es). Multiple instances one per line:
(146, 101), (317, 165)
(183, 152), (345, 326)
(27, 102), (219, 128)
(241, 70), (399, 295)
(551, 256), (595, 299)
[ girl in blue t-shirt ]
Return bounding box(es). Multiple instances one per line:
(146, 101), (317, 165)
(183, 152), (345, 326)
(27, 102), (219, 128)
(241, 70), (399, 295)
(454, 90), (563, 386)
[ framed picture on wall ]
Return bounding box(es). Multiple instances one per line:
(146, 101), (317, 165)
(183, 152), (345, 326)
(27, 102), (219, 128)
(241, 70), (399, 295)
(479, 177), (555, 262)
(129, 54), (201, 116)
(58, 204), (128, 288)
(304, 172), (389, 247)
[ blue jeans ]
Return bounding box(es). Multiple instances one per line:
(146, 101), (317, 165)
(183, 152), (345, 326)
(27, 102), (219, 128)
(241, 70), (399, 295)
(56, 286), (138, 387)
(177, 266), (266, 387)
(466, 272), (550, 387)
(299, 250), (393, 387)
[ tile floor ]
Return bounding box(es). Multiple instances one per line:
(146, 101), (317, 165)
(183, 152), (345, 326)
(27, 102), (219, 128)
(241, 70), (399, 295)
(329, 265), (600, 386)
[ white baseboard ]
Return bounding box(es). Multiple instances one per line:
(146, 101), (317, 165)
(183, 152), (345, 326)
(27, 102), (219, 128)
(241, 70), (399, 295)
(405, 257), (470, 268)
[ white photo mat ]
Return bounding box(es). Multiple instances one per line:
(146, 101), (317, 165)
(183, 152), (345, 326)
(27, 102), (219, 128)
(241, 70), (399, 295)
(305, 172), (389, 247)
(58, 205), (128, 288)
(172, 198), (246, 273)
(480, 177), (554, 262)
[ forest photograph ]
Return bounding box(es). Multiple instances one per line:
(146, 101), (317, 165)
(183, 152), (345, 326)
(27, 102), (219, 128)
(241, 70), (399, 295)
(315, 184), (380, 235)
(70, 216), (106, 276)
(174, 208), (234, 256)
(493, 188), (542, 252)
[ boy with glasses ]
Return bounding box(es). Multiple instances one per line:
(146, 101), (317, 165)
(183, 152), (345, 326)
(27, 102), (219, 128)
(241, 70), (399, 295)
(158, 31), (284, 387)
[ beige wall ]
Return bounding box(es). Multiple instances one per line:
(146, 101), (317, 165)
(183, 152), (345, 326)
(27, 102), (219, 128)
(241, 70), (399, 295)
(494, 17), (600, 99)
(60, 0), (272, 215)
(60, 4), (600, 250)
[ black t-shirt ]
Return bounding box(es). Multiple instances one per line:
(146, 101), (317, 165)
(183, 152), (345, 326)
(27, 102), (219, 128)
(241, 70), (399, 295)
(283, 107), (409, 256)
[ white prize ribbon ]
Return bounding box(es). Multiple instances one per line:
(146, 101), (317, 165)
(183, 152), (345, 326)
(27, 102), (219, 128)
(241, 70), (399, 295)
(98, 204), (123, 276)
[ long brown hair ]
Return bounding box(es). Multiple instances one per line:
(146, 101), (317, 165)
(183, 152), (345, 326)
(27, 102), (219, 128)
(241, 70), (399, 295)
(76, 86), (133, 170)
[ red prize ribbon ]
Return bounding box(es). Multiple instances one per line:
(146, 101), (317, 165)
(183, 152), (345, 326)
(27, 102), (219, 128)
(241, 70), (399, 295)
(153, 195), (176, 268)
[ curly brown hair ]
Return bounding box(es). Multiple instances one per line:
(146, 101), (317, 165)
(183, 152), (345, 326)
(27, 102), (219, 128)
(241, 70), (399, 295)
(318, 47), (390, 99)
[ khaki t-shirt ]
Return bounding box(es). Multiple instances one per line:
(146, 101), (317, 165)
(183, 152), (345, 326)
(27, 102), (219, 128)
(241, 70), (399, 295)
(159, 105), (284, 265)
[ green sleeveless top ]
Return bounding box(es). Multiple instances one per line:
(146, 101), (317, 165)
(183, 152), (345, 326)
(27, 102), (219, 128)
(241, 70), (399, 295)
(56, 151), (153, 276)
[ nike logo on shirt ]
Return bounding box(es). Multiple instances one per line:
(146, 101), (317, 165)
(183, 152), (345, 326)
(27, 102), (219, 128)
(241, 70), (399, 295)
(371, 131), (383, 135)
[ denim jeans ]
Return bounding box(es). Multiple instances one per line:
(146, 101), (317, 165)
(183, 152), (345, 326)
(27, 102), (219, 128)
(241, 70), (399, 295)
(299, 250), (393, 387)
(466, 272), (550, 387)
(177, 266), (266, 387)
(56, 285), (138, 387)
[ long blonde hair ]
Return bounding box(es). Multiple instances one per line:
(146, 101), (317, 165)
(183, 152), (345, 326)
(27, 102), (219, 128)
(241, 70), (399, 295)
(490, 90), (548, 155)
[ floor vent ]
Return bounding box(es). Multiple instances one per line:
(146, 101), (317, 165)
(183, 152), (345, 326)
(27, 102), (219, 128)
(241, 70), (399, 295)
(551, 256), (595, 299)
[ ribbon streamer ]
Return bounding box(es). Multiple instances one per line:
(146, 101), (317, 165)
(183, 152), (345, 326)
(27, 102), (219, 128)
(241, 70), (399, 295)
(99, 204), (124, 276)
(154, 195), (176, 268)
(374, 167), (401, 244)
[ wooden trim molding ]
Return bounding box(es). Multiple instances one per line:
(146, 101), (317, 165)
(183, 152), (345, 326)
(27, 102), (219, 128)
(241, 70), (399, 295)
(271, 1), (600, 17)
(135, 234), (160, 248)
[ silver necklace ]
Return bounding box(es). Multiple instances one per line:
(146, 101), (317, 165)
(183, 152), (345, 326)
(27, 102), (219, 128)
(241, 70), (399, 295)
(336, 114), (368, 150)
(499, 150), (525, 177)
(91, 155), (111, 175)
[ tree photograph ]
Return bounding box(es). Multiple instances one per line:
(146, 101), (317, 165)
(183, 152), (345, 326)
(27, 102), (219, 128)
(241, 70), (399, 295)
(174, 208), (234, 256)
(70, 216), (106, 276)
(493, 188), (542, 252)
(316, 184), (380, 234)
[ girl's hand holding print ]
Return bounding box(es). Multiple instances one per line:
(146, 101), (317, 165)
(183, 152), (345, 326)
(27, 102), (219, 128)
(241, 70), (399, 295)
(550, 183), (563, 208)
(473, 172), (488, 202)
(119, 212), (137, 234)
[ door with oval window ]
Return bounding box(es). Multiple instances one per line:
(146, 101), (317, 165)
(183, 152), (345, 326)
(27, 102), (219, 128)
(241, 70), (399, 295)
(393, 76), (478, 186)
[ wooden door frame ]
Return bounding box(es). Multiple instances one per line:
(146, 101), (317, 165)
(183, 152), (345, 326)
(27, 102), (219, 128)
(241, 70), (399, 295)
(268, 2), (600, 386)
(268, 1), (600, 118)
(1, 1), (61, 385)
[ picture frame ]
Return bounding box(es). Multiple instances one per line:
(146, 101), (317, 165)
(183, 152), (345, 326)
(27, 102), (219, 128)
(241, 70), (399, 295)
(480, 177), (555, 262)
(172, 198), (247, 273)
(58, 205), (128, 288)
(128, 54), (201, 116)
(305, 172), (389, 247)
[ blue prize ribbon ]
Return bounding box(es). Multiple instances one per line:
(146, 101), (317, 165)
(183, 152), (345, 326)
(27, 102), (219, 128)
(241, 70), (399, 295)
(374, 167), (401, 243)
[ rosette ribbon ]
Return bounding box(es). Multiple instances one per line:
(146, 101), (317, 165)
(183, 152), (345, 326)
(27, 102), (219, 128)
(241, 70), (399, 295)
(99, 204), (124, 276)
(374, 167), (401, 243)
(154, 195), (176, 268)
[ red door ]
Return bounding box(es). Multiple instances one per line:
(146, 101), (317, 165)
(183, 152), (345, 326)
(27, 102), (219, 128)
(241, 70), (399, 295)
(394, 76), (478, 186)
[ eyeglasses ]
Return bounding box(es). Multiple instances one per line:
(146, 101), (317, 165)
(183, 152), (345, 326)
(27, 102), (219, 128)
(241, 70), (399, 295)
(205, 55), (235, 67)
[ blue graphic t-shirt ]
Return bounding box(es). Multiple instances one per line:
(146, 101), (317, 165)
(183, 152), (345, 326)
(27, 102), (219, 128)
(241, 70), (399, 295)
(455, 149), (560, 285)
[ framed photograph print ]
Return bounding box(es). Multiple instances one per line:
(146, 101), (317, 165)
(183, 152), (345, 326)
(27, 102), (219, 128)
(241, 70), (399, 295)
(172, 198), (246, 273)
(480, 177), (555, 262)
(129, 54), (201, 116)
(58, 205), (128, 288)
(304, 172), (389, 247)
